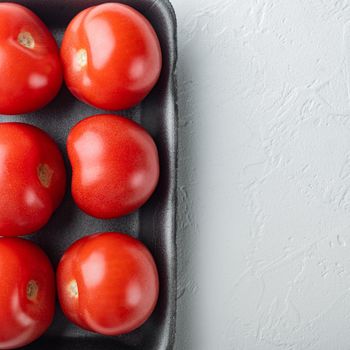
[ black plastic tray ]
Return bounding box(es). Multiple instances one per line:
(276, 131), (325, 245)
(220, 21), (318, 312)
(0, 1), (178, 349)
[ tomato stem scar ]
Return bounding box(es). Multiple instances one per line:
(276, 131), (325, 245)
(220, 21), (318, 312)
(37, 163), (54, 188)
(68, 280), (79, 298)
(26, 280), (38, 301)
(18, 32), (35, 49)
(76, 49), (87, 68)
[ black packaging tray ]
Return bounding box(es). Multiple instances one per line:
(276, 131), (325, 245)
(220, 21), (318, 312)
(1, 1), (178, 349)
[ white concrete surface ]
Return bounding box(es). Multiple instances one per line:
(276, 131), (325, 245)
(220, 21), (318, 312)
(174, 0), (350, 349)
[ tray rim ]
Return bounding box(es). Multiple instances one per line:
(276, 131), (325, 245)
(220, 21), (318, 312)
(167, 0), (178, 346)
(145, 0), (178, 349)
(152, 1), (178, 349)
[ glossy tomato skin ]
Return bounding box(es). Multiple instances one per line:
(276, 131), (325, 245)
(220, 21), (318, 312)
(0, 3), (62, 115)
(0, 123), (66, 236)
(57, 232), (159, 335)
(67, 114), (159, 219)
(61, 3), (162, 110)
(0, 237), (55, 349)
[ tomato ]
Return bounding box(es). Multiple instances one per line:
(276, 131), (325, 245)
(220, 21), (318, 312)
(0, 237), (55, 349)
(57, 232), (159, 335)
(67, 114), (159, 219)
(61, 3), (162, 110)
(0, 3), (62, 115)
(0, 123), (66, 236)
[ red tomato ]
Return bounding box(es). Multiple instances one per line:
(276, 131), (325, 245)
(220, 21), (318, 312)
(0, 3), (62, 115)
(57, 232), (159, 335)
(0, 237), (55, 349)
(61, 3), (162, 110)
(0, 123), (66, 236)
(67, 114), (159, 219)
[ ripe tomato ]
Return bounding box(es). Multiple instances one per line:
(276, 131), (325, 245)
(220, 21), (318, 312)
(67, 114), (159, 219)
(57, 232), (159, 335)
(0, 237), (55, 349)
(0, 3), (62, 115)
(0, 123), (66, 236)
(61, 3), (162, 110)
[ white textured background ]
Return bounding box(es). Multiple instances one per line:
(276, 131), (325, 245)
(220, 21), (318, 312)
(173, 0), (350, 349)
